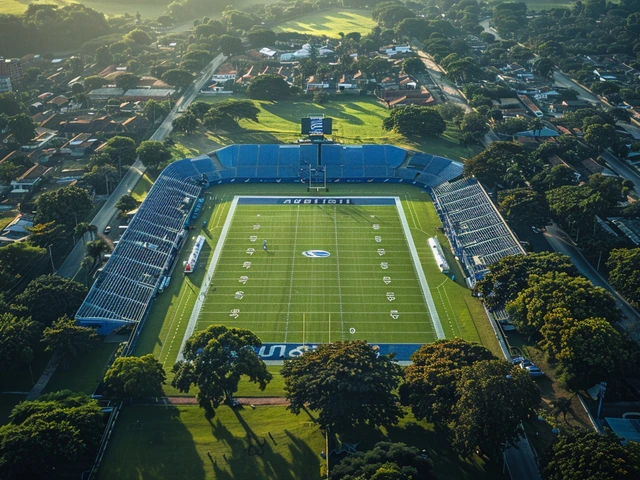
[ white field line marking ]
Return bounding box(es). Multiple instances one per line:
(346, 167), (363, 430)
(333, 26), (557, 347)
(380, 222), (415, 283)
(283, 206), (300, 343)
(395, 196), (445, 339)
(158, 285), (193, 365)
(404, 194), (418, 229)
(442, 286), (462, 337)
(407, 194), (423, 231)
(333, 205), (345, 339)
(176, 195), (239, 361)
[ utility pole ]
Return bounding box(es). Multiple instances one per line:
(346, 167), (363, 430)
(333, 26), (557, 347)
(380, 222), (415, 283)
(48, 244), (56, 274)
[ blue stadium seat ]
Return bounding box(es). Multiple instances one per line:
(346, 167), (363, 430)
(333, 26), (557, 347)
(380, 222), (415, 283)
(364, 165), (389, 177)
(236, 166), (257, 177)
(279, 146), (300, 165)
(237, 144), (259, 166)
(321, 145), (342, 165)
(216, 145), (238, 168)
(343, 165), (364, 178)
(384, 146), (407, 167)
(279, 165), (300, 178)
(395, 168), (418, 180)
(438, 162), (464, 180)
(425, 156), (450, 175)
(325, 165), (342, 178)
(408, 153), (433, 169)
(219, 168), (237, 179)
(300, 144), (319, 165)
(191, 156), (217, 177)
(363, 145), (386, 165)
(342, 146), (364, 166)
(255, 166), (278, 178)
(258, 145), (279, 165)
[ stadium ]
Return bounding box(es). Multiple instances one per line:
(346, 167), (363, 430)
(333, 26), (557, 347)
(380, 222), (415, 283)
(75, 141), (522, 362)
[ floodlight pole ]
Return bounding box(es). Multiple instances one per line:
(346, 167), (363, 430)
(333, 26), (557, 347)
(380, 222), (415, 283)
(325, 427), (330, 479)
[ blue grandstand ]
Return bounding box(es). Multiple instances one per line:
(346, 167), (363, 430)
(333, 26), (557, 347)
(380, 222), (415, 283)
(76, 144), (464, 334)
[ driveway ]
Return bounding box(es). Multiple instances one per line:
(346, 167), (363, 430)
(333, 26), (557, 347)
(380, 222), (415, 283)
(57, 54), (227, 278)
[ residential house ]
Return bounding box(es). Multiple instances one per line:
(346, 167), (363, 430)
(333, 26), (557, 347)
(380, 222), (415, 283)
(58, 115), (122, 137)
(0, 58), (22, 84)
(20, 131), (57, 152)
(122, 88), (174, 102)
(212, 63), (237, 82)
(87, 88), (125, 101)
(10, 164), (49, 193)
(119, 101), (143, 114)
(378, 87), (436, 109)
(48, 95), (70, 110)
(0, 215), (33, 244)
(380, 45), (411, 56)
(534, 87), (562, 101)
(61, 133), (101, 157)
(121, 115), (149, 135)
(582, 157), (617, 176)
(518, 95), (544, 118)
(514, 127), (560, 139)
(305, 76), (334, 92)
(549, 100), (592, 114)
(492, 97), (528, 116)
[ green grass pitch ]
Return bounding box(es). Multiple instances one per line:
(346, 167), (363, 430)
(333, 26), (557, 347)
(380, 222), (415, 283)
(194, 199), (438, 345)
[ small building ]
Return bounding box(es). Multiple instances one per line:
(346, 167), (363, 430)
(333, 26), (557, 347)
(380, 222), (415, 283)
(514, 127), (560, 139)
(378, 87), (436, 108)
(549, 100), (592, 114)
(582, 157), (617, 176)
(120, 115), (149, 134)
(0, 58), (23, 84)
(88, 87), (125, 101)
(492, 97), (527, 116)
(0, 214), (33, 244)
(20, 131), (56, 151)
(10, 164), (50, 193)
(61, 133), (100, 157)
(518, 95), (544, 118)
(122, 88), (174, 102)
(48, 95), (70, 110)
(381, 45), (411, 56)
(0, 76), (12, 93)
(211, 63), (237, 82)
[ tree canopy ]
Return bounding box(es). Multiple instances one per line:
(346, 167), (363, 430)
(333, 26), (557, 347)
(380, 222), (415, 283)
(34, 186), (94, 233)
(497, 188), (551, 229)
(13, 275), (87, 327)
(463, 141), (533, 188)
(0, 313), (42, 378)
(0, 391), (103, 480)
(330, 441), (435, 480)
(382, 106), (446, 137)
(115, 194), (139, 215)
(171, 325), (271, 417)
(41, 316), (98, 369)
(247, 74), (291, 100)
(401, 338), (496, 425)
(282, 340), (403, 434)
(162, 69), (194, 89)
(100, 136), (137, 167)
(607, 248), (640, 309)
(542, 431), (640, 480)
(136, 140), (172, 169)
(103, 354), (166, 399)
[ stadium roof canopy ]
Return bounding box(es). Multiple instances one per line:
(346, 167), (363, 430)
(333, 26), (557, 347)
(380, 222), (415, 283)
(76, 145), (464, 334)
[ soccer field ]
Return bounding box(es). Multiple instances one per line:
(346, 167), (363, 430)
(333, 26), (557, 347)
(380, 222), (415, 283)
(185, 196), (443, 352)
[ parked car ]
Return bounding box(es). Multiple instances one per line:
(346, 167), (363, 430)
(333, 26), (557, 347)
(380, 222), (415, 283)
(103, 226), (111, 234)
(520, 362), (544, 377)
(511, 356), (525, 365)
(499, 320), (516, 331)
(531, 226), (539, 233)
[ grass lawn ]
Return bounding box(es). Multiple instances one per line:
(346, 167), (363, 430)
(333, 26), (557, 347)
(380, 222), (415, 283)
(43, 341), (118, 395)
(274, 9), (377, 38)
(192, 96), (480, 161)
(97, 404), (504, 480)
(131, 183), (497, 397)
(523, 0), (574, 11)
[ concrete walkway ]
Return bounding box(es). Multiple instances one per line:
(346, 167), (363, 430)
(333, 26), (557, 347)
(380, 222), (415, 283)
(26, 352), (59, 400)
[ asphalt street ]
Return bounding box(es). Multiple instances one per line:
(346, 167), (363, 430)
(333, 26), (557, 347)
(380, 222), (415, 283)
(57, 54), (227, 278)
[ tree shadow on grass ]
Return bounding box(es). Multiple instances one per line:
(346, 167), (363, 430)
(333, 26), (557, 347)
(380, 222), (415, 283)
(99, 405), (206, 480)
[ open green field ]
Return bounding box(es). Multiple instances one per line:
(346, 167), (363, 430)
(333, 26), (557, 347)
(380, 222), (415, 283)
(191, 96), (481, 162)
(96, 404), (505, 480)
(0, 0), (166, 17)
(274, 9), (377, 38)
(132, 183), (497, 396)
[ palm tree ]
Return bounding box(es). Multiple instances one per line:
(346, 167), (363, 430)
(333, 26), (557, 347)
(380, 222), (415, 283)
(87, 224), (98, 240)
(85, 239), (109, 266)
(81, 256), (94, 286)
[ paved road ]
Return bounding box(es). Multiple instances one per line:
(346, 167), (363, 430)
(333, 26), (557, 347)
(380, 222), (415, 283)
(544, 224), (640, 335)
(479, 19), (503, 41)
(504, 436), (542, 480)
(600, 150), (640, 192)
(57, 54), (227, 278)
(552, 71), (599, 104)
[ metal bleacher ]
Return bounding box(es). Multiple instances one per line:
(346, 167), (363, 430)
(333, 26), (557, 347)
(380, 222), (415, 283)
(432, 177), (525, 285)
(76, 159), (203, 333)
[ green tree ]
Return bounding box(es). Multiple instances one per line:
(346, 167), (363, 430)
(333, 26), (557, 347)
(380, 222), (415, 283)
(115, 193), (139, 215)
(383, 106), (446, 137)
(124, 28), (153, 46)
(82, 164), (118, 195)
(218, 35), (244, 56)
(584, 123), (617, 152)
(246, 27), (276, 47)
(114, 73), (141, 92)
(0, 391), (103, 479)
(474, 252), (578, 309)
(26, 221), (65, 249)
(606, 248), (640, 308)
(172, 112), (199, 134)
(0, 242), (46, 280)
(214, 99), (260, 123)
(171, 325), (271, 417)
(41, 316), (98, 369)
(498, 188), (551, 229)
(186, 100), (212, 118)
(463, 141), (530, 188)
(136, 140), (172, 169)
(14, 275), (87, 327)
(400, 339), (495, 425)
(542, 431), (640, 480)
(34, 185), (94, 232)
(142, 99), (170, 123)
(94, 45), (113, 67)
(452, 360), (540, 457)
(102, 354), (166, 399)
(101, 136), (137, 167)
(505, 272), (618, 335)
(532, 57), (554, 78)
(0, 313), (42, 379)
(437, 103), (464, 122)
(0, 93), (24, 116)
(546, 185), (609, 230)
(401, 57), (426, 75)
(330, 441), (435, 480)
(282, 340), (403, 434)
(247, 74), (291, 100)
(460, 112), (489, 136)
(8, 114), (36, 145)
(530, 165), (577, 192)
(161, 69), (194, 89)
(494, 117), (530, 136)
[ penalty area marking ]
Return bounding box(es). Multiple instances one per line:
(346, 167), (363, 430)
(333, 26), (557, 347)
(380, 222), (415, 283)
(177, 195), (239, 361)
(394, 196), (445, 339)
